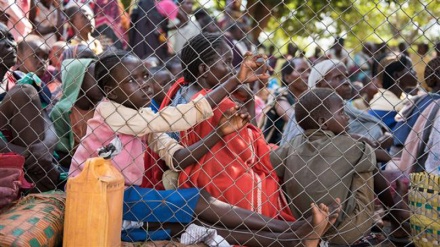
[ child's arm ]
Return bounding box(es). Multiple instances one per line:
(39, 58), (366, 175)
(99, 94), (214, 135)
(350, 133), (392, 162)
(148, 106), (250, 171)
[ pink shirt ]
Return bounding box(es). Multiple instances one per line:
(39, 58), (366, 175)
(70, 96), (213, 186)
(69, 111), (148, 186)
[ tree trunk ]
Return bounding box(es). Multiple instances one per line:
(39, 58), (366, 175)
(246, 0), (274, 43)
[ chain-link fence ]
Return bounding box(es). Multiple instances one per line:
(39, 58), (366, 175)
(0, 0), (439, 246)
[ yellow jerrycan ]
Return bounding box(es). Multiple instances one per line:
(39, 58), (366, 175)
(63, 141), (125, 247)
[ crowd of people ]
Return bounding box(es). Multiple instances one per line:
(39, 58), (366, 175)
(1, 0), (440, 246)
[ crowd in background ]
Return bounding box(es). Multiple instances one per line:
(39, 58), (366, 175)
(1, 0), (440, 246)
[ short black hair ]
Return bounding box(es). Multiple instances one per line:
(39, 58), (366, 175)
(425, 57), (440, 88)
(17, 34), (43, 53)
(295, 88), (341, 130)
(281, 59), (295, 85)
(65, 6), (80, 21)
(382, 55), (411, 89)
(95, 49), (136, 93)
(180, 33), (226, 82)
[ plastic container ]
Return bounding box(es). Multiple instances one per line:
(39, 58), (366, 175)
(63, 157), (125, 247)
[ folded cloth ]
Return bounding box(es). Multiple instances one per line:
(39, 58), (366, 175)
(180, 224), (230, 247)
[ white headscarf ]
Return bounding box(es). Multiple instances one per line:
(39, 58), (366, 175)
(308, 59), (345, 88)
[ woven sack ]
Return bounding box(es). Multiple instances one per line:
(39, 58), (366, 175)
(0, 191), (65, 247)
(409, 172), (440, 247)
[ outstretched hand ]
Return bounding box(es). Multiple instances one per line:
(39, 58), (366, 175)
(236, 52), (273, 85)
(218, 105), (250, 136)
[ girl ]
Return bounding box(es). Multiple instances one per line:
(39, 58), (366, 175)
(160, 33), (294, 221)
(69, 49), (340, 246)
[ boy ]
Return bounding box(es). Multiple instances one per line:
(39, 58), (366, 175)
(65, 3), (103, 55)
(271, 88), (376, 245)
(16, 35), (61, 103)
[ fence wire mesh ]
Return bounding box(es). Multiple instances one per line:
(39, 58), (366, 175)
(0, 0), (439, 246)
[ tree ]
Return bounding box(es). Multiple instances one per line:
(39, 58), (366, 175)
(213, 0), (439, 53)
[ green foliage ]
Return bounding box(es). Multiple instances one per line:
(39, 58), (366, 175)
(214, 0), (439, 53)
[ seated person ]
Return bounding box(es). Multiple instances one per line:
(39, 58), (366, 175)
(261, 58), (310, 145)
(271, 88), (376, 245)
(160, 33), (294, 221)
(369, 54), (418, 130)
(69, 49), (338, 247)
(0, 23), (60, 192)
(65, 3), (103, 55)
(15, 34), (62, 104)
(50, 58), (102, 168)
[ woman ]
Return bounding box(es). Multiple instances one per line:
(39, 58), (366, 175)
(160, 33), (294, 221)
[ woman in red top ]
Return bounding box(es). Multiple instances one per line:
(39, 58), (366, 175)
(160, 33), (294, 221)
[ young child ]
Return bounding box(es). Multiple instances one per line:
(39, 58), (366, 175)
(65, 3), (103, 55)
(50, 58), (102, 168)
(69, 50), (339, 246)
(0, 23), (60, 192)
(271, 88), (376, 245)
(149, 66), (172, 112)
(16, 34), (62, 104)
(16, 34), (50, 79)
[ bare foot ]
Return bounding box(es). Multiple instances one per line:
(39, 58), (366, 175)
(303, 199), (341, 247)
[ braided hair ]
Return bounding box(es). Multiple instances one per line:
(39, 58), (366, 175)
(95, 49), (135, 93)
(180, 33), (226, 82)
(425, 57), (440, 90)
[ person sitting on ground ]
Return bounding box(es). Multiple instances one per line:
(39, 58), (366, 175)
(50, 58), (102, 169)
(69, 49), (340, 246)
(308, 59), (411, 242)
(15, 34), (61, 105)
(160, 33), (295, 221)
(309, 59), (392, 151)
(65, 3), (103, 55)
(0, 23), (60, 192)
(271, 88), (377, 246)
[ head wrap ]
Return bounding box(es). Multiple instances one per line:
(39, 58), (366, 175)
(308, 59), (345, 88)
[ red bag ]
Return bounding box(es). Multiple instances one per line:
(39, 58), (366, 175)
(0, 153), (34, 209)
